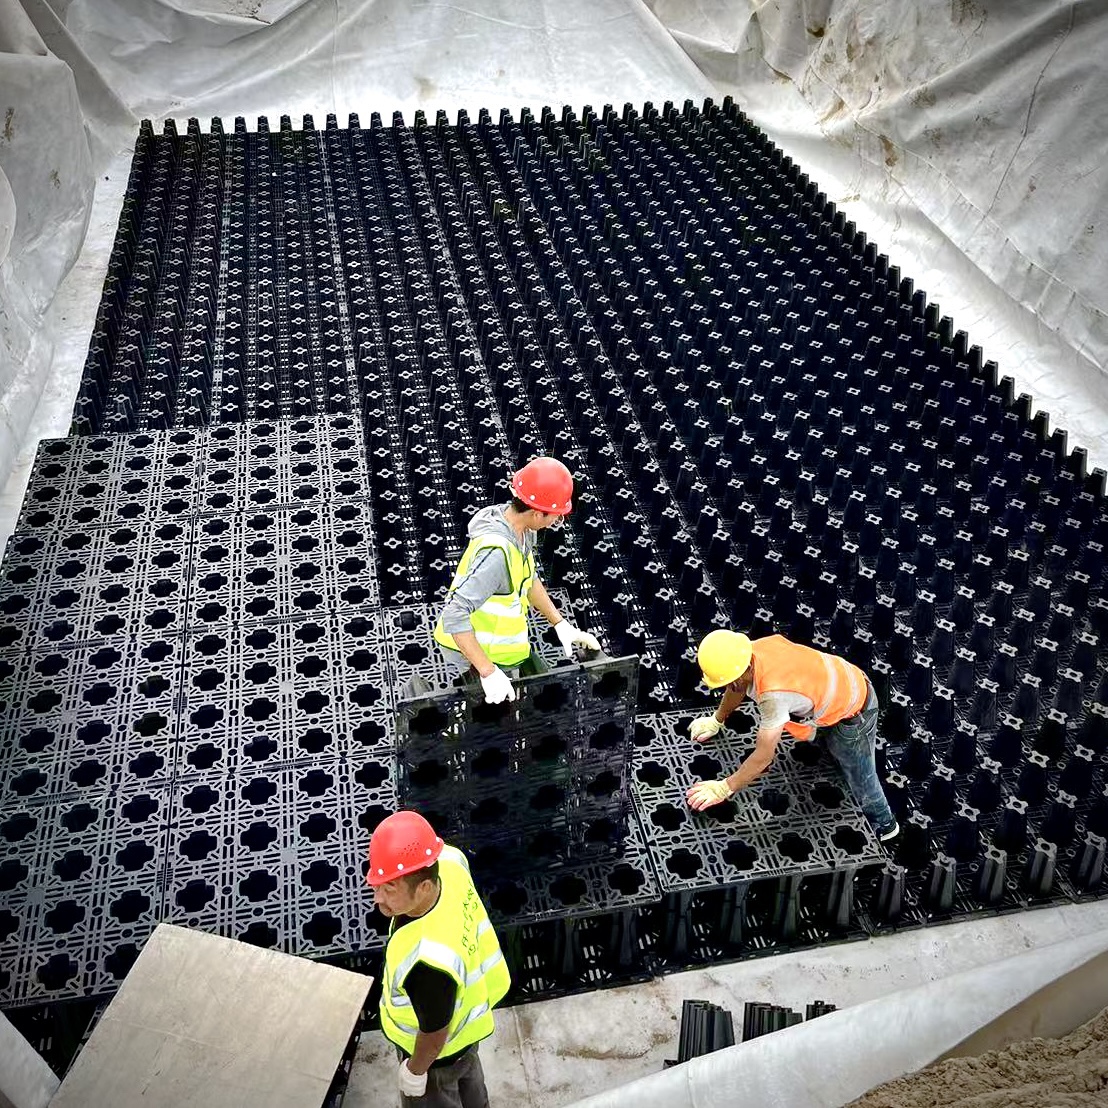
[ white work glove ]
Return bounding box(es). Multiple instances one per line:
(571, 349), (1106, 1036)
(686, 779), (735, 811)
(554, 620), (602, 659)
(480, 666), (516, 704)
(689, 715), (723, 742)
(398, 1059), (427, 1098)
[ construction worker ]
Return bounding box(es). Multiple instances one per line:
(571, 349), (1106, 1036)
(433, 456), (600, 703)
(368, 810), (509, 1107)
(685, 630), (900, 841)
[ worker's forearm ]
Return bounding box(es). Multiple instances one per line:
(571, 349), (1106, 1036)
(408, 1027), (451, 1075)
(714, 684), (745, 723)
(528, 578), (561, 625)
(451, 630), (495, 677)
(726, 752), (774, 792)
(725, 728), (781, 791)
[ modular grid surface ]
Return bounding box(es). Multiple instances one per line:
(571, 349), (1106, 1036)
(0, 417), (883, 1011)
(0, 418), (397, 1006)
(4, 97), (1108, 1035)
(633, 709), (884, 893)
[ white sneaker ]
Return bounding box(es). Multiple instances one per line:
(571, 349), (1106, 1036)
(878, 821), (900, 842)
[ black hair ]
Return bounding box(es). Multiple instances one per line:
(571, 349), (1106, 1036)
(510, 495), (558, 518)
(398, 860), (439, 893)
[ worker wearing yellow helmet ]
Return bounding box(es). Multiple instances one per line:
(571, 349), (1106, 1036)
(686, 630), (900, 841)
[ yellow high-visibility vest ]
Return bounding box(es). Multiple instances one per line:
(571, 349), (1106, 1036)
(433, 534), (535, 666)
(379, 845), (511, 1059)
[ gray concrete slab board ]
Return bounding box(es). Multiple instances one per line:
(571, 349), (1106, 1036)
(50, 923), (371, 1108)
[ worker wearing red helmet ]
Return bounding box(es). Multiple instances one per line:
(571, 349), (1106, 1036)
(434, 456), (601, 703)
(368, 810), (509, 1106)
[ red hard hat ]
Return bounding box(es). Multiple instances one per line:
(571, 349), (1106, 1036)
(365, 811), (444, 887)
(511, 457), (573, 515)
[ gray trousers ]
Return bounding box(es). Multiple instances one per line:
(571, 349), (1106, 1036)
(400, 1047), (489, 1108)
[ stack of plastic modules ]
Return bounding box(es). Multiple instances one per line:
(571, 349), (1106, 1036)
(394, 652), (655, 1001)
(741, 1001), (803, 1041)
(665, 998), (736, 1066)
(396, 655), (638, 876)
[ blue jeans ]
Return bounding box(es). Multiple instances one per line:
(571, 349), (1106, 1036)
(818, 684), (896, 834)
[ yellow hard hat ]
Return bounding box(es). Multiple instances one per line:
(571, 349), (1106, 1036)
(697, 630), (753, 689)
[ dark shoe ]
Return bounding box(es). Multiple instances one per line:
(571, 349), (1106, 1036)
(878, 821), (900, 842)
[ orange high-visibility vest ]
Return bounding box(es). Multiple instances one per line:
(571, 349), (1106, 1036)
(750, 635), (869, 740)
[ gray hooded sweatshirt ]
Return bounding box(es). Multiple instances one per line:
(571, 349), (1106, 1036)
(438, 504), (538, 639)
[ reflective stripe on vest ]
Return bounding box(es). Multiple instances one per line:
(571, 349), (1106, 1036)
(433, 533), (535, 666)
(751, 635), (869, 738)
(379, 845), (511, 1058)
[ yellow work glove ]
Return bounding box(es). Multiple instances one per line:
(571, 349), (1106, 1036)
(686, 779), (734, 810)
(689, 715), (723, 742)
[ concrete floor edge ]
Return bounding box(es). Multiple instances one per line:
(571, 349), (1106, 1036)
(344, 897), (1108, 1107)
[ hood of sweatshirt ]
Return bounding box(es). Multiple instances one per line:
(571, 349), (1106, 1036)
(466, 503), (533, 554)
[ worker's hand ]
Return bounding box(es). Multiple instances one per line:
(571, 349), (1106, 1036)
(480, 666), (516, 704)
(686, 779), (735, 810)
(689, 715), (723, 742)
(398, 1059), (427, 1097)
(554, 620), (602, 659)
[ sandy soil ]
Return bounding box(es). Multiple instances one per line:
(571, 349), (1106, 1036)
(848, 1008), (1108, 1108)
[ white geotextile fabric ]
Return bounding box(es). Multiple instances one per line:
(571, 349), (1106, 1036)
(1, 0), (1108, 520)
(0, 0), (135, 509)
(0, 1), (98, 498)
(58, 0), (713, 126)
